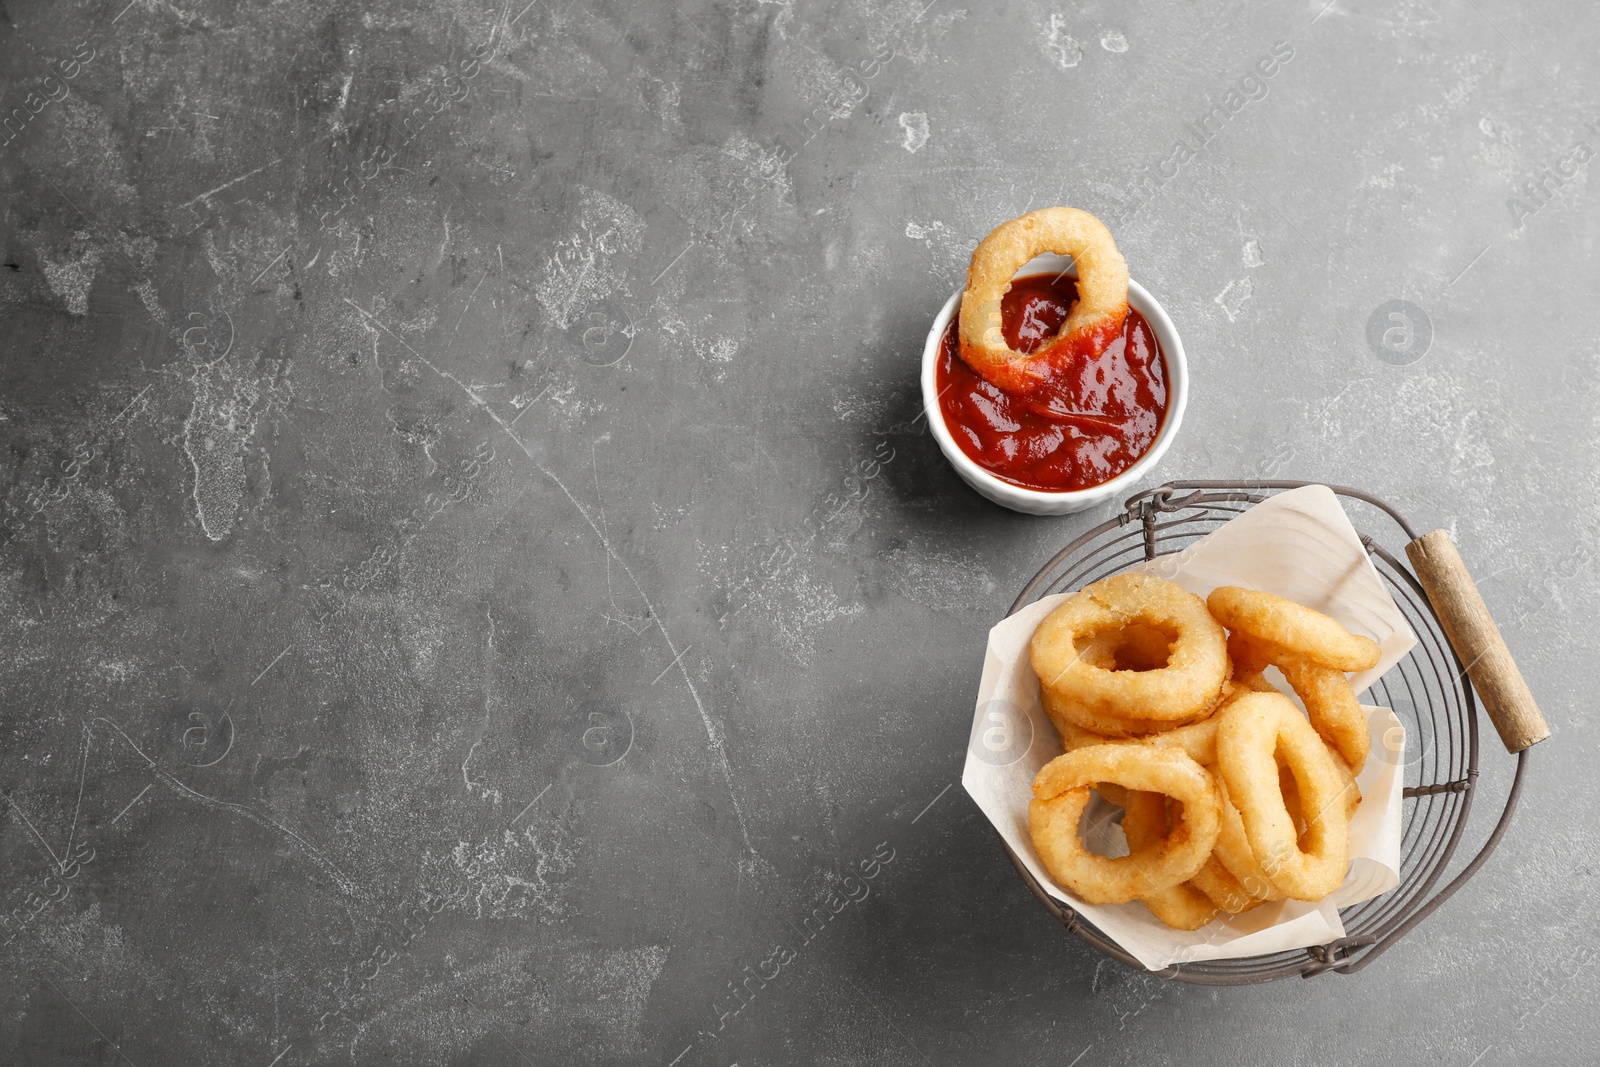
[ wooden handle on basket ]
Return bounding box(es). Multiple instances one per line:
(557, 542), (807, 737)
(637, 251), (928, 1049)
(1405, 529), (1550, 753)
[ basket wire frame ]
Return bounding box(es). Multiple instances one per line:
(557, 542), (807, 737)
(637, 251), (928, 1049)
(1002, 481), (1531, 984)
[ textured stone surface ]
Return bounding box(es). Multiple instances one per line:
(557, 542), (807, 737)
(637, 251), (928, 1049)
(1, 0), (1595, 1064)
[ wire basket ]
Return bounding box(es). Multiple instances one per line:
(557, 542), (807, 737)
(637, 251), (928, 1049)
(999, 480), (1544, 984)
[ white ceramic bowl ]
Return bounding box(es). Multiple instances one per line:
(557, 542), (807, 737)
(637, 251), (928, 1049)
(921, 253), (1188, 516)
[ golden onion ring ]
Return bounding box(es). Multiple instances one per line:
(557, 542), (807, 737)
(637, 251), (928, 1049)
(1212, 774), (1287, 907)
(957, 207), (1129, 396)
(1032, 574), (1229, 724)
(1048, 696), (1226, 764)
(1029, 744), (1220, 904)
(1207, 586), (1381, 673)
(1277, 652), (1372, 775)
(1121, 792), (1220, 930)
(1188, 850), (1263, 915)
(1214, 692), (1355, 901)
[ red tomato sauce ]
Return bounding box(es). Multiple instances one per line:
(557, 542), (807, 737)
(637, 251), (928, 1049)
(935, 273), (1168, 493)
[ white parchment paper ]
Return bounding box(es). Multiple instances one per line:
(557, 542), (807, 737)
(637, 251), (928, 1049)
(962, 485), (1417, 970)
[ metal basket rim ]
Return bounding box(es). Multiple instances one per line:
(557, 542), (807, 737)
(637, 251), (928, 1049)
(998, 479), (1530, 984)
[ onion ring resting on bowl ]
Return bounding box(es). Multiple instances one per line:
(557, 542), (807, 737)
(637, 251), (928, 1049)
(958, 207), (1129, 397)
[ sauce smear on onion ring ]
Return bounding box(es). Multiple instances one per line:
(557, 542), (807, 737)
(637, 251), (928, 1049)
(937, 272), (1168, 492)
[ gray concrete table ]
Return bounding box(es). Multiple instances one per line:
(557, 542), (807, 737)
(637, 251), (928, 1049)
(1, 1), (1594, 1063)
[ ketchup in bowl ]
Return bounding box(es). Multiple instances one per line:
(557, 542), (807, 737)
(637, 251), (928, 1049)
(935, 273), (1168, 493)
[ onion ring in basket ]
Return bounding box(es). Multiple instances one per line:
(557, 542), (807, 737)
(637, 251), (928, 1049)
(1051, 706), (1227, 805)
(1212, 775), (1286, 907)
(1227, 631), (1272, 679)
(1044, 624), (1181, 737)
(1214, 692), (1355, 901)
(1052, 703), (1223, 764)
(958, 208), (1129, 397)
(1188, 851), (1262, 915)
(1029, 744), (1220, 904)
(1048, 718), (1130, 807)
(1207, 586), (1381, 673)
(1277, 652), (1372, 775)
(1032, 574), (1230, 723)
(1121, 792), (1220, 929)
(1041, 627), (1154, 737)
(1042, 687), (1177, 740)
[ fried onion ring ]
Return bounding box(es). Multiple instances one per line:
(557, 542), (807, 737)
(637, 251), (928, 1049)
(1277, 652), (1372, 775)
(1029, 744), (1220, 904)
(1188, 852), (1262, 915)
(1050, 705), (1228, 805)
(1041, 687), (1179, 739)
(958, 208), (1129, 396)
(1121, 793), (1220, 929)
(1207, 586), (1381, 673)
(1227, 631), (1272, 677)
(1212, 774), (1286, 907)
(1047, 717), (1130, 806)
(1049, 692), (1264, 827)
(1214, 692), (1354, 901)
(1039, 625), (1182, 737)
(1032, 574), (1229, 724)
